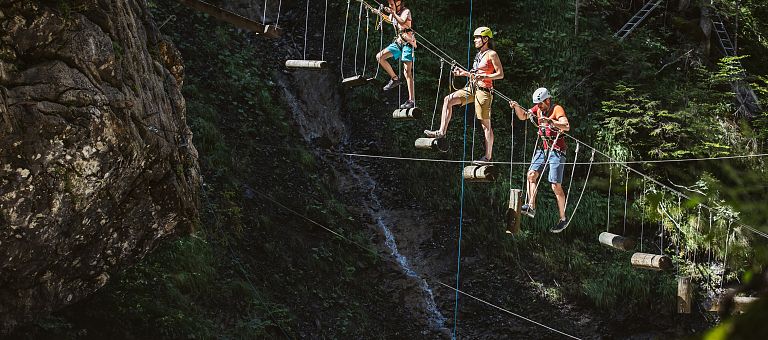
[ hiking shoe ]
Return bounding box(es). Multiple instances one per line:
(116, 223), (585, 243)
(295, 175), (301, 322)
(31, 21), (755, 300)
(383, 77), (401, 91)
(400, 100), (416, 109)
(550, 218), (569, 233)
(521, 204), (535, 218)
(472, 156), (492, 165)
(424, 130), (445, 138)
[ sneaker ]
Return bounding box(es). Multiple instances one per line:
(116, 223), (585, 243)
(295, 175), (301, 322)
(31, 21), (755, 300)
(472, 156), (491, 165)
(521, 204), (535, 218)
(550, 218), (569, 233)
(383, 77), (401, 91)
(423, 130), (445, 138)
(400, 100), (416, 109)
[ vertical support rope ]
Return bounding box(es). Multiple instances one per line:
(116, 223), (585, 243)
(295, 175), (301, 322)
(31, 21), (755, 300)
(373, 18), (384, 79)
(431, 60), (445, 130)
(453, 1), (474, 337)
(353, 1), (364, 75)
(362, 10), (370, 76)
(340, 0), (351, 76)
(563, 143), (580, 211)
(721, 219), (732, 289)
(562, 150), (596, 229)
(275, 0), (283, 26)
(623, 168), (629, 235)
(303, 0), (310, 60)
(606, 164), (613, 232)
(262, 0), (268, 24)
(708, 210), (713, 286)
(660, 194), (665, 255)
(640, 179), (646, 252)
(676, 196), (682, 265)
(321, 0), (328, 60)
(694, 205), (702, 267)
(509, 112), (515, 185)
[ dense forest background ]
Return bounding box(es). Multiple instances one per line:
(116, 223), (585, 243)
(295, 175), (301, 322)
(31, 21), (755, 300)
(10, 0), (768, 338)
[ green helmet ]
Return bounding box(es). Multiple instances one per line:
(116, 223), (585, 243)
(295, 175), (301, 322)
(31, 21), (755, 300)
(473, 26), (493, 39)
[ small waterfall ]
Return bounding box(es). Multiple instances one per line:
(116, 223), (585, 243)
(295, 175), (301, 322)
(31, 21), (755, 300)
(343, 157), (447, 330)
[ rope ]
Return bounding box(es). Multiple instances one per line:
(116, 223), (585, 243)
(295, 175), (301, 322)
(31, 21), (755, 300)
(303, 0), (310, 60)
(453, 1), (474, 336)
(721, 220), (733, 289)
(437, 282), (582, 340)
(509, 109), (515, 186)
(262, 0), (268, 24)
(563, 150), (596, 229)
(431, 60), (445, 130)
(322, 0), (328, 60)
(362, 10), (370, 76)
(563, 143), (580, 211)
(372, 17), (384, 79)
(640, 179), (646, 252)
(340, 0), (351, 76)
(606, 164), (613, 232)
(353, 1), (363, 75)
(623, 168), (629, 235)
(275, 0), (282, 27)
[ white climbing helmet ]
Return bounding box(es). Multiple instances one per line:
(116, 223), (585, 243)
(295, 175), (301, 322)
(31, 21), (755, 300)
(532, 87), (550, 104)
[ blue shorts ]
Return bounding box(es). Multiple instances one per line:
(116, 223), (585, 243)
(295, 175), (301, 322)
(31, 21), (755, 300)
(385, 42), (415, 62)
(529, 149), (566, 184)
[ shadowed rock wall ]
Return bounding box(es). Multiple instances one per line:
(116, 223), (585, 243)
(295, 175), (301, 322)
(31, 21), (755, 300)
(0, 0), (200, 332)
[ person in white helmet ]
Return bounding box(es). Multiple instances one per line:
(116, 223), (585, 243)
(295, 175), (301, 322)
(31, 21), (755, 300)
(509, 88), (571, 233)
(424, 26), (503, 164)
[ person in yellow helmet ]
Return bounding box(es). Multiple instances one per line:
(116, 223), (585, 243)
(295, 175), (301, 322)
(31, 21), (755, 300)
(425, 26), (503, 164)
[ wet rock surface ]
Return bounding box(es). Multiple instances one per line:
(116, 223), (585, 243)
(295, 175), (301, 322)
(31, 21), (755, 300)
(0, 0), (200, 332)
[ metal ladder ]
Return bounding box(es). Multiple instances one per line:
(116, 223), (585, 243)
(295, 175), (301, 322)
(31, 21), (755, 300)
(711, 11), (761, 114)
(614, 0), (664, 41)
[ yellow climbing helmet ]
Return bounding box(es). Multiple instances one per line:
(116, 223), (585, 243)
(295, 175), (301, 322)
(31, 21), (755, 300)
(473, 26), (493, 39)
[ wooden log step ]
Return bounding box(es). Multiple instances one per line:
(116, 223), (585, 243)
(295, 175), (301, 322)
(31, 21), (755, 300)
(177, 0), (281, 38)
(598, 232), (635, 251)
(505, 188), (523, 234)
(342, 75), (368, 88)
(463, 165), (497, 182)
(677, 276), (693, 314)
(414, 138), (448, 152)
(285, 60), (327, 69)
(392, 107), (422, 120)
(630, 252), (672, 271)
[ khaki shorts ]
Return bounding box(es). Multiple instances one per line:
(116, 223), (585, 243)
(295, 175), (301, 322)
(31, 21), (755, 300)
(450, 87), (493, 120)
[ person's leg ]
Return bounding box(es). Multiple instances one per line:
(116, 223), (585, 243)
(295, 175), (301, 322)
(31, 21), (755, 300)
(552, 183), (566, 220)
(402, 45), (415, 102)
(436, 89), (470, 136)
(475, 91), (493, 160)
(549, 150), (567, 220)
(479, 118), (493, 160)
(376, 49), (397, 79)
(527, 170), (540, 209)
(526, 150), (546, 209)
(403, 61), (415, 102)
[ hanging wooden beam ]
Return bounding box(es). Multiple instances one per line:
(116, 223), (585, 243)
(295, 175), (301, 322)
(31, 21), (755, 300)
(285, 60), (327, 69)
(463, 165), (497, 182)
(505, 189), (523, 234)
(342, 75), (368, 88)
(630, 252), (672, 271)
(598, 232), (635, 251)
(414, 138), (448, 152)
(176, 0), (281, 38)
(677, 276), (693, 314)
(392, 107), (422, 120)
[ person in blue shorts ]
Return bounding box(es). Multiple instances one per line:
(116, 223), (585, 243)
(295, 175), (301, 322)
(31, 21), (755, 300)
(509, 88), (571, 233)
(376, 0), (417, 109)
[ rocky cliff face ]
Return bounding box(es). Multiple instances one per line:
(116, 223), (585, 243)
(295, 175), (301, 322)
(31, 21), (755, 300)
(0, 0), (200, 332)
